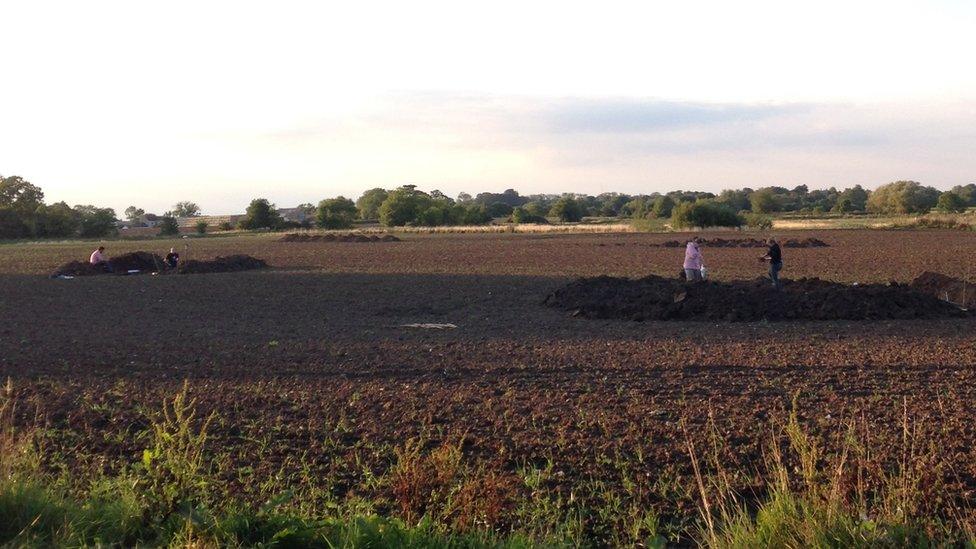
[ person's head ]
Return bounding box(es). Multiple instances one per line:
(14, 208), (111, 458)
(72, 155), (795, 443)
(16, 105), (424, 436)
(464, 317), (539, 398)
(97, 246), (105, 252)
(693, 236), (702, 244)
(170, 247), (176, 253)
(767, 237), (777, 245)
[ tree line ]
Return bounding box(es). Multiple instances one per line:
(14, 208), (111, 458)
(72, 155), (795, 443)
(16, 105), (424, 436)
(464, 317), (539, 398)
(2, 174), (974, 239)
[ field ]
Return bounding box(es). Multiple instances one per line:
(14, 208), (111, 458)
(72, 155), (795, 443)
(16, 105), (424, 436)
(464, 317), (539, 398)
(2, 229), (976, 546)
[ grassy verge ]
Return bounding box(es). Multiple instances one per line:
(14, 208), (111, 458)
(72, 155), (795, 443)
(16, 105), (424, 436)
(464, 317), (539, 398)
(2, 382), (973, 547)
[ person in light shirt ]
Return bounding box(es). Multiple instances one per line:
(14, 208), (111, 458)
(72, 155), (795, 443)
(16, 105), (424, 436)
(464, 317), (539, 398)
(89, 246), (113, 273)
(683, 237), (704, 281)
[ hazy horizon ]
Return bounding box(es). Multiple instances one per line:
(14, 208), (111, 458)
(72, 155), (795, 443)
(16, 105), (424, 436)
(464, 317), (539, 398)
(2, 1), (974, 215)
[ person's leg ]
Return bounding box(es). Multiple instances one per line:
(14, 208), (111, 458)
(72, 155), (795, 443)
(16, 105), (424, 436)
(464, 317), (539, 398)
(770, 262), (781, 289)
(684, 268), (698, 281)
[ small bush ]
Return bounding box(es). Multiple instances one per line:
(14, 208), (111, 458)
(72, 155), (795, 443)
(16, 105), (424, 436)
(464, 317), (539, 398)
(217, 221), (233, 231)
(510, 207), (548, 224)
(157, 216), (180, 236)
(195, 220), (208, 235)
(745, 212), (774, 230)
(671, 200), (744, 229)
(549, 197), (584, 222)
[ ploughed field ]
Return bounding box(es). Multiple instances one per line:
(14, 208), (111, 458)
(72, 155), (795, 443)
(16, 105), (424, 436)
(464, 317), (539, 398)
(2, 229), (976, 541)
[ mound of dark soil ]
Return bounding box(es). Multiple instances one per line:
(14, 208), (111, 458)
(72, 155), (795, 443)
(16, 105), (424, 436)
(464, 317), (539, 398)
(544, 275), (967, 321)
(659, 238), (828, 248)
(178, 255), (268, 274)
(911, 272), (976, 309)
(52, 252), (165, 277)
(279, 233), (400, 243)
(51, 261), (104, 277)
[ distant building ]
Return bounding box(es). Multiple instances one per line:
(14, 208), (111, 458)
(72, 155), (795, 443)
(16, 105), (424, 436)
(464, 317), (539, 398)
(120, 213), (163, 229)
(278, 207), (311, 224)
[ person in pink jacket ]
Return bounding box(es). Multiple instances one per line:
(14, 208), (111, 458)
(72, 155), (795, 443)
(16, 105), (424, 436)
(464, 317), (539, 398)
(683, 237), (703, 281)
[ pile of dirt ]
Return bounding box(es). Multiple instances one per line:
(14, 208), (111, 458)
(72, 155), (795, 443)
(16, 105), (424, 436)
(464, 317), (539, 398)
(911, 272), (976, 309)
(544, 275), (968, 321)
(178, 255), (268, 274)
(51, 252), (165, 277)
(279, 233), (401, 243)
(659, 238), (828, 248)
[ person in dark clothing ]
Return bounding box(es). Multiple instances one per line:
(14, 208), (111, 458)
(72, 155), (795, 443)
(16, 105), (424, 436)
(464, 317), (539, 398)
(165, 247), (180, 269)
(760, 237), (783, 289)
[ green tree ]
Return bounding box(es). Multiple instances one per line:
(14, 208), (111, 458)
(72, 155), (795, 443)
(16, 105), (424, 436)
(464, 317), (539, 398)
(158, 216), (180, 236)
(124, 206), (145, 221)
(0, 175), (44, 210)
(195, 220), (209, 234)
(316, 197), (357, 229)
(378, 186), (432, 227)
(453, 204), (491, 225)
(749, 188), (781, 213)
(937, 191), (967, 213)
(487, 202), (514, 218)
(651, 195), (676, 218)
(671, 200), (744, 229)
(74, 205), (118, 238)
(240, 198), (282, 230)
(866, 181), (940, 214)
(717, 188), (752, 212)
(356, 188), (389, 220)
(835, 185), (869, 212)
(549, 196), (584, 222)
(521, 201), (548, 218)
(950, 184), (976, 206)
(832, 197), (855, 213)
(168, 201), (201, 218)
(35, 202), (81, 237)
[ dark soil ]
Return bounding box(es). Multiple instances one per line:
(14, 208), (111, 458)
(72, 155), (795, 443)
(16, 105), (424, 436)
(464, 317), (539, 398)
(660, 237), (828, 248)
(545, 274), (969, 321)
(51, 252), (165, 277)
(279, 233), (401, 242)
(177, 254), (268, 274)
(911, 271), (976, 309)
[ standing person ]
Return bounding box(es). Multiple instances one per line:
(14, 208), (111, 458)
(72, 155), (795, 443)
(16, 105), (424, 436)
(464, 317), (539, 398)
(89, 246), (113, 273)
(760, 237), (783, 289)
(683, 237), (704, 282)
(165, 247), (180, 269)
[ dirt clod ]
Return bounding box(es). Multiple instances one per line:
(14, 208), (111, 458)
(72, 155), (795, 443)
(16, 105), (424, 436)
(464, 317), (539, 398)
(545, 274), (968, 321)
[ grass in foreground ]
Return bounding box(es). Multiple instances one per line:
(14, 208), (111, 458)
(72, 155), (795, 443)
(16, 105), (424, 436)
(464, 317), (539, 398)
(1, 382), (973, 547)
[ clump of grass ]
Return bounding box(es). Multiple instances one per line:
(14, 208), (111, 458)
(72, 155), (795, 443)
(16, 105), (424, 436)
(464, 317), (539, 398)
(688, 401), (970, 548)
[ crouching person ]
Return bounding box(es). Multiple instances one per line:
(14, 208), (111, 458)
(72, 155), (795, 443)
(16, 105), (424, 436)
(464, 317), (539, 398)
(165, 247), (180, 270)
(89, 246), (113, 273)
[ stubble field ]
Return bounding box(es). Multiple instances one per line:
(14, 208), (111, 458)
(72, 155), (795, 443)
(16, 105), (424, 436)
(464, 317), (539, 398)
(2, 229), (976, 545)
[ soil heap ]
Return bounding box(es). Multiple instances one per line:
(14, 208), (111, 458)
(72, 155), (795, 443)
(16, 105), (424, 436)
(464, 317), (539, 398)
(52, 252), (165, 277)
(177, 255), (268, 274)
(659, 237), (828, 248)
(911, 272), (976, 309)
(279, 233), (400, 243)
(544, 275), (968, 321)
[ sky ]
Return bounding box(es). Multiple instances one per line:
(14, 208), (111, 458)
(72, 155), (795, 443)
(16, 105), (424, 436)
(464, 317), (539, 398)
(1, 0), (974, 215)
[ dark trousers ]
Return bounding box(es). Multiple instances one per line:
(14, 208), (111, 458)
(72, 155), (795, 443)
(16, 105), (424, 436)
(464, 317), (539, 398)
(769, 261), (782, 289)
(94, 261), (114, 273)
